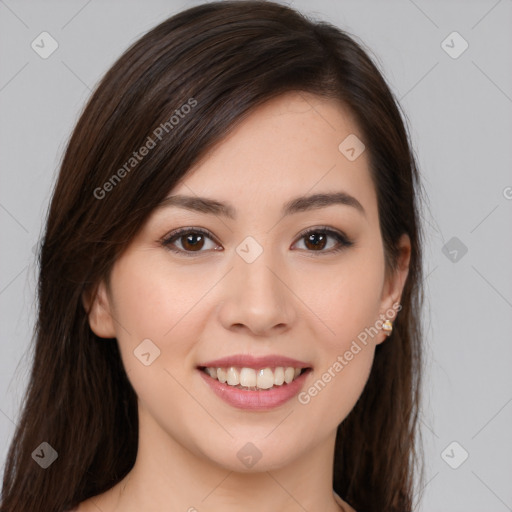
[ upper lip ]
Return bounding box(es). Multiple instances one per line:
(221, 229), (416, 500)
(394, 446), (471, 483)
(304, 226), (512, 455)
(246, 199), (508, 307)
(198, 354), (312, 369)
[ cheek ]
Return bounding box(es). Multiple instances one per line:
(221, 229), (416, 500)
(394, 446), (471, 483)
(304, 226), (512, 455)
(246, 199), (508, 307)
(107, 253), (223, 398)
(109, 253), (214, 343)
(107, 254), (217, 435)
(300, 246), (385, 349)
(109, 238), (385, 417)
(293, 247), (384, 421)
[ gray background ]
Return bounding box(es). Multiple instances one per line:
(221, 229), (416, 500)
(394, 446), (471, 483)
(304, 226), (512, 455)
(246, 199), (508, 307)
(1, 0), (511, 510)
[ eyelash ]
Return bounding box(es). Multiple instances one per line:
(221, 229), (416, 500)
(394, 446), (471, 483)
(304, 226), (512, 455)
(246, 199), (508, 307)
(160, 226), (354, 257)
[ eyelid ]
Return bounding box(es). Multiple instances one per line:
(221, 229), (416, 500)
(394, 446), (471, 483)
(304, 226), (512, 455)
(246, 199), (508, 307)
(293, 225), (354, 252)
(160, 226), (221, 255)
(160, 225), (353, 256)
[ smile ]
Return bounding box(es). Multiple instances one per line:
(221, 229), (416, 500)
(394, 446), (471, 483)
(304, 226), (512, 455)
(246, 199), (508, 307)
(197, 355), (312, 410)
(200, 366), (308, 390)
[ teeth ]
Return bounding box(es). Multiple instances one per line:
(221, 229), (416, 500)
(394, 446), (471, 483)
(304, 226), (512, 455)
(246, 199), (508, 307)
(204, 365), (305, 390)
(284, 367), (295, 384)
(216, 367), (227, 383)
(205, 367), (217, 379)
(239, 367), (257, 387)
(226, 367), (239, 386)
(256, 368), (274, 389)
(274, 366), (284, 386)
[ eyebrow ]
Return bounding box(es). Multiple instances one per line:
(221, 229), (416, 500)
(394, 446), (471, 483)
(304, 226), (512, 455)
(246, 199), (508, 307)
(157, 191), (366, 219)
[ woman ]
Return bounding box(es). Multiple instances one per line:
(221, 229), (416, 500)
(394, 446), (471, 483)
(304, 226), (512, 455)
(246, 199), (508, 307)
(1, 1), (425, 511)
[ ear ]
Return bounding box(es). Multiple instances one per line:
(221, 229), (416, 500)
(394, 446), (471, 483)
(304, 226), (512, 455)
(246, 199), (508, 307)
(82, 280), (116, 338)
(376, 233), (411, 344)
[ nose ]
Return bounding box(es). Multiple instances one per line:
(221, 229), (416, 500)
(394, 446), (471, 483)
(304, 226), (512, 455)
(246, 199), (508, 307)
(216, 246), (297, 337)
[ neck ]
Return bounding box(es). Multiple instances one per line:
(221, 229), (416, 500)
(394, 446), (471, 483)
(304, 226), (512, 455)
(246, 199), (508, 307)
(109, 403), (343, 512)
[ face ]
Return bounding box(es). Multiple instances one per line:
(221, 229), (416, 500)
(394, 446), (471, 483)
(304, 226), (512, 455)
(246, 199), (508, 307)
(85, 91), (410, 472)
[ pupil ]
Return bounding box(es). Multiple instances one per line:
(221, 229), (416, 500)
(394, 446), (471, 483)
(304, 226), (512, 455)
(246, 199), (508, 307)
(307, 232), (326, 250)
(185, 233), (203, 250)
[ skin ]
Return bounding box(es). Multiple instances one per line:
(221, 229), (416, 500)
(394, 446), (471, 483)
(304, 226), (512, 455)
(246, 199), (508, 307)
(80, 91), (410, 512)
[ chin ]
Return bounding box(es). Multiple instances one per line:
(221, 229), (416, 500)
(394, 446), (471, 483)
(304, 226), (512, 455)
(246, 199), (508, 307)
(197, 435), (304, 474)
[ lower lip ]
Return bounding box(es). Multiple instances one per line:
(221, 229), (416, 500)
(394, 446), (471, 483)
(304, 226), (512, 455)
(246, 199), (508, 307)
(198, 369), (310, 411)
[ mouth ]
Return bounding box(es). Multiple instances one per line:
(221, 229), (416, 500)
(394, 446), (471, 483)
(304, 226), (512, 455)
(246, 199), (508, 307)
(198, 365), (311, 391)
(196, 356), (313, 411)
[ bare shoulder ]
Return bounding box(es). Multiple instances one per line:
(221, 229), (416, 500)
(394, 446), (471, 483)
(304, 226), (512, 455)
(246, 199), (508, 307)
(67, 500), (86, 512)
(70, 492), (112, 512)
(343, 501), (357, 512)
(341, 500), (357, 512)
(71, 475), (125, 512)
(334, 492), (358, 512)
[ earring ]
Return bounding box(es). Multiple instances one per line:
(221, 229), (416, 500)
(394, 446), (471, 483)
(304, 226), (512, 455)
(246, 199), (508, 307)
(382, 319), (393, 336)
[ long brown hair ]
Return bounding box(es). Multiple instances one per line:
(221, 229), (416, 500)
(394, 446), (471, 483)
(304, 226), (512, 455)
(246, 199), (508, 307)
(1, 2), (425, 510)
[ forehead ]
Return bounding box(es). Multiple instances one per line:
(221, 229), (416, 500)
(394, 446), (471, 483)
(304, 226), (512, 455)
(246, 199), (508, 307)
(169, 91), (377, 221)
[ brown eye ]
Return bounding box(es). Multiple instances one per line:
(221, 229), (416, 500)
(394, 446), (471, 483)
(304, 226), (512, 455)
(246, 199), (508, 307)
(180, 232), (205, 251)
(293, 227), (353, 254)
(162, 228), (221, 256)
(303, 232), (328, 250)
